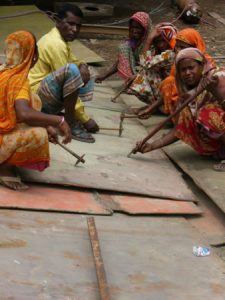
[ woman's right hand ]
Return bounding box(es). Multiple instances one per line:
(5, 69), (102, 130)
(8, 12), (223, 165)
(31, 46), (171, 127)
(58, 121), (72, 144)
(138, 106), (152, 119)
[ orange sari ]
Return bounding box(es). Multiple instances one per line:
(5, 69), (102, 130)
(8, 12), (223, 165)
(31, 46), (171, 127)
(160, 28), (214, 115)
(0, 31), (49, 170)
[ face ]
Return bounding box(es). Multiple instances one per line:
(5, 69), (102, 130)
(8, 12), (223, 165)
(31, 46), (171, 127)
(175, 40), (192, 54)
(153, 35), (170, 53)
(178, 58), (203, 89)
(129, 20), (145, 41)
(57, 12), (82, 42)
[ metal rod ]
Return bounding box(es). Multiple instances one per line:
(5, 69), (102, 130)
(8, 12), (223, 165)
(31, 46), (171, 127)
(87, 217), (111, 300)
(56, 141), (85, 166)
(99, 127), (121, 131)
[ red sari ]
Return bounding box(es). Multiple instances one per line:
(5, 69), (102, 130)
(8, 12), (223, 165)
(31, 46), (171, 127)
(175, 48), (225, 157)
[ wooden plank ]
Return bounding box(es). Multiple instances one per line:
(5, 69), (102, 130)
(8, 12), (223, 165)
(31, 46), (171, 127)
(19, 87), (195, 201)
(0, 185), (111, 215)
(71, 40), (105, 63)
(164, 142), (225, 213)
(87, 217), (111, 300)
(208, 12), (225, 25)
(99, 194), (202, 215)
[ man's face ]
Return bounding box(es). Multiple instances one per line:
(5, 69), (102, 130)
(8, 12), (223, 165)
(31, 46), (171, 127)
(57, 11), (82, 42)
(178, 58), (203, 89)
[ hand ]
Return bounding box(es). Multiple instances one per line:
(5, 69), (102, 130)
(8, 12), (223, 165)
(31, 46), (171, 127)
(125, 75), (136, 86)
(95, 75), (105, 83)
(138, 106), (152, 119)
(134, 141), (153, 154)
(79, 64), (90, 85)
(47, 126), (58, 144)
(58, 121), (72, 144)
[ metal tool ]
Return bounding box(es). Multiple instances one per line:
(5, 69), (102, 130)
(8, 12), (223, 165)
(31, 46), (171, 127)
(56, 141), (85, 166)
(99, 126), (124, 137)
(110, 78), (134, 103)
(87, 217), (111, 300)
(119, 112), (138, 137)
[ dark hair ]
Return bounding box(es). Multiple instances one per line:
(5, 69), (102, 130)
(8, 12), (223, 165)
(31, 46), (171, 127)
(56, 3), (83, 20)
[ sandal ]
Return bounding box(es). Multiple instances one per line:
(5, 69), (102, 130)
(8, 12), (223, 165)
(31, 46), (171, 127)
(213, 160), (225, 172)
(71, 123), (95, 143)
(0, 176), (29, 191)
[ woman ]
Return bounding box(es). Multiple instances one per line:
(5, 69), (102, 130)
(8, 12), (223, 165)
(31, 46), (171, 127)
(0, 31), (71, 190)
(138, 28), (214, 118)
(95, 11), (151, 83)
(134, 48), (225, 170)
(129, 23), (177, 104)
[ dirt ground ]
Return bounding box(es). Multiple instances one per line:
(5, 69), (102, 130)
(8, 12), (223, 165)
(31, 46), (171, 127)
(81, 0), (225, 77)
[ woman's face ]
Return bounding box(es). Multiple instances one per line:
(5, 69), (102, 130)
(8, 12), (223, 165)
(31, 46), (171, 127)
(129, 20), (145, 41)
(153, 35), (170, 53)
(175, 40), (193, 54)
(178, 58), (203, 89)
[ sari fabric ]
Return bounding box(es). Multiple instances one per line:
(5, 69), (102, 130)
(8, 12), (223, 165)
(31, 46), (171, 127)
(130, 24), (177, 103)
(0, 31), (49, 170)
(160, 28), (214, 114)
(117, 12), (151, 79)
(175, 48), (225, 157)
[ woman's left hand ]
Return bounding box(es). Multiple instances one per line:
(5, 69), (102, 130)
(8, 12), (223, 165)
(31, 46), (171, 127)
(134, 141), (153, 153)
(47, 126), (58, 144)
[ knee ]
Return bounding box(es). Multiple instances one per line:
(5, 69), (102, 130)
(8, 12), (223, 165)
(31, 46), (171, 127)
(67, 63), (80, 76)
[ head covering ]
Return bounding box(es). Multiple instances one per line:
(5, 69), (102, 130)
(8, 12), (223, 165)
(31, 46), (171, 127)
(130, 11), (151, 33)
(0, 31), (35, 134)
(157, 24), (177, 49)
(175, 28), (214, 65)
(175, 48), (206, 93)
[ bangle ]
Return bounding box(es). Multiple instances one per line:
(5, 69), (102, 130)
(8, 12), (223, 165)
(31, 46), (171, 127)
(58, 116), (65, 127)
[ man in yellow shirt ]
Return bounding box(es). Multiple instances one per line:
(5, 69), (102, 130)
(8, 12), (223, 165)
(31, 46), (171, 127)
(29, 3), (99, 143)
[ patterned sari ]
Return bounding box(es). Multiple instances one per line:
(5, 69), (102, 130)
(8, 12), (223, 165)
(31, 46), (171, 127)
(175, 48), (225, 157)
(160, 28), (214, 115)
(130, 24), (177, 103)
(117, 12), (151, 79)
(0, 31), (49, 170)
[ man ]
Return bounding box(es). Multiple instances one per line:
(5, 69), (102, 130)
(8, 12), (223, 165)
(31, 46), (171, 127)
(29, 3), (99, 143)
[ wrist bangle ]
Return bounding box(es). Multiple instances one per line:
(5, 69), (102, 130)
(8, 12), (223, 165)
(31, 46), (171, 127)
(58, 116), (65, 127)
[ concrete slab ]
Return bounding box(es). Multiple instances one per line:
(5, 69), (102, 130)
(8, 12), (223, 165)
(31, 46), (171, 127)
(164, 142), (225, 214)
(0, 211), (224, 299)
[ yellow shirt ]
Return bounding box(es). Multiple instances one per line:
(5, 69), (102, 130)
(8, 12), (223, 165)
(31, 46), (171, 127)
(29, 27), (84, 92)
(28, 27), (89, 123)
(15, 80), (30, 101)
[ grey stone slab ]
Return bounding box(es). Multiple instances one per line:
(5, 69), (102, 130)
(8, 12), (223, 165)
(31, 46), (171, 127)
(164, 142), (225, 213)
(0, 211), (224, 299)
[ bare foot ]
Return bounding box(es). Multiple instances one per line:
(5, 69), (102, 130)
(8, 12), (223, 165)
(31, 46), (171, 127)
(0, 164), (28, 191)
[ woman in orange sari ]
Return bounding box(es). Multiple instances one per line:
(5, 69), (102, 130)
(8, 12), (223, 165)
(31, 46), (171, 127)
(134, 48), (225, 170)
(138, 28), (214, 118)
(0, 31), (71, 190)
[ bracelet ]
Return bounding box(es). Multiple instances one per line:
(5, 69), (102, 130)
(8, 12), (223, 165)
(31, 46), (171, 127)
(58, 116), (65, 127)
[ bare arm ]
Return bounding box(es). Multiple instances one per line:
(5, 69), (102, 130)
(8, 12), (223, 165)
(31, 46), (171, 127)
(15, 100), (71, 144)
(135, 128), (178, 153)
(95, 60), (118, 83)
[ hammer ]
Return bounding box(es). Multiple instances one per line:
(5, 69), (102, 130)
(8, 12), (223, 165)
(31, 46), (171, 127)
(56, 141), (85, 166)
(111, 78), (134, 103)
(119, 112), (138, 136)
(99, 126), (124, 137)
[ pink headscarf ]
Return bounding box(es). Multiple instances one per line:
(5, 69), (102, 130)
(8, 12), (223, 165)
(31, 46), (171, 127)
(130, 11), (151, 32)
